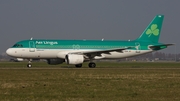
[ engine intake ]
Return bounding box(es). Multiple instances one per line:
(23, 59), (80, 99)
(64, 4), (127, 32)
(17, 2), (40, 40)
(65, 54), (84, 65)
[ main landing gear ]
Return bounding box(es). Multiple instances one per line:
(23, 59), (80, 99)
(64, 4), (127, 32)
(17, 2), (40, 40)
(75, 62), (96, 68)
(75, 64), (82, 68)
(88, 62), (96, 68)
(26, 60), (96, 68)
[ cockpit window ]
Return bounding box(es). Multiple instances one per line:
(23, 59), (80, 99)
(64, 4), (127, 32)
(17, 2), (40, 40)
(13, 44), (23, 47)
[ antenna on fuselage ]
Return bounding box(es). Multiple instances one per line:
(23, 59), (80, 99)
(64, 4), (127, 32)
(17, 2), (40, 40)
(30, 37), (33, 40)
(102, 38), (104, 41)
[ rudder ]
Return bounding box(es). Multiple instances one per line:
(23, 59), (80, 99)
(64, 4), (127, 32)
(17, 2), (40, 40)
(136, 15), (164, 43)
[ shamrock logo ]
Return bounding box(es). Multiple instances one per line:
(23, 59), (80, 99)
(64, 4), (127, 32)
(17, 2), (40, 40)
(146, 24), (159, 37)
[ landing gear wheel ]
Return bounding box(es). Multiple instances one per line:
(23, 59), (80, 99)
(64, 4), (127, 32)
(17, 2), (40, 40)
(27, 59), (32, 68)
(75, 64), (82, 68)
(27, 64), (32, 68)
(88, 62), (96, 68)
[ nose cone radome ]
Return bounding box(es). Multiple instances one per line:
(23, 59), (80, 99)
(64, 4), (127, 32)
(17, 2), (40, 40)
(6, 48), (13, 56)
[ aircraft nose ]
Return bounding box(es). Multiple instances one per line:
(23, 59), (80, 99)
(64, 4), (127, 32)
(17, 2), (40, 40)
(6, 48), (13, 56)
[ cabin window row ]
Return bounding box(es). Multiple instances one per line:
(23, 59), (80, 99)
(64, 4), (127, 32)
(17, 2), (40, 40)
(36, 45), (126, 49)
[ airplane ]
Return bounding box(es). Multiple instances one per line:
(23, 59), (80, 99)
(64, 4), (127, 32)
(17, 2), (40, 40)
(6, 15), (173, 68)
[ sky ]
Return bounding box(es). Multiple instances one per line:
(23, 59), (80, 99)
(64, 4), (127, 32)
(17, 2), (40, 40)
(0, 0), (179, 54)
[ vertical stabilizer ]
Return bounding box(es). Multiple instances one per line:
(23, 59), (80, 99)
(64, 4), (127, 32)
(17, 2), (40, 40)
(136, 15), (164, 43)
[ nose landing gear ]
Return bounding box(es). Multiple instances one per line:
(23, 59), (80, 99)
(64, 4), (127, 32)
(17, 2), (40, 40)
(27, 64), (32, 68)
(27, 59), (32, 68)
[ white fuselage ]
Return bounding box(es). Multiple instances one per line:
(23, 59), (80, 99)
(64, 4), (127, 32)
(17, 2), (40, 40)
(6, 48), (153, 59)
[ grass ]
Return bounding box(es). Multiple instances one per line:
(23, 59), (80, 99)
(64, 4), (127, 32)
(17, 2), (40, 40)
(0, 61), (179, 68)
(0, 62), (180, 101)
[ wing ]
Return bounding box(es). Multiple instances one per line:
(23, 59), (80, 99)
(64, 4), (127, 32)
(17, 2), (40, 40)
(149, 44), (174, 50)
(69, 47), (132, 58)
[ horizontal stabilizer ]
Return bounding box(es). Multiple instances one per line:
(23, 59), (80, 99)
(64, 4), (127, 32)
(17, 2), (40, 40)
(149, 44), (174, 50)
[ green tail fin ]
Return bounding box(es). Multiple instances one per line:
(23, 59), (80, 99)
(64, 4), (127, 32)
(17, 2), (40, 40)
(136, 15), (164, 43)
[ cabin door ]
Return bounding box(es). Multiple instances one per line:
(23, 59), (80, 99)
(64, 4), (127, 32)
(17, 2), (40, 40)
(29, 41), (35, 52)
(135, 42), (141, 53)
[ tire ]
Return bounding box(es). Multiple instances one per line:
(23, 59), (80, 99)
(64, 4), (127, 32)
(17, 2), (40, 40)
(88, 62), (96, 68)
(27, 64), (32, 68)
(75, 64), (82, 68)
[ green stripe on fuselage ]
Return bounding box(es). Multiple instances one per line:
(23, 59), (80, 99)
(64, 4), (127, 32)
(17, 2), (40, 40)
(11, 39), (164, 50)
